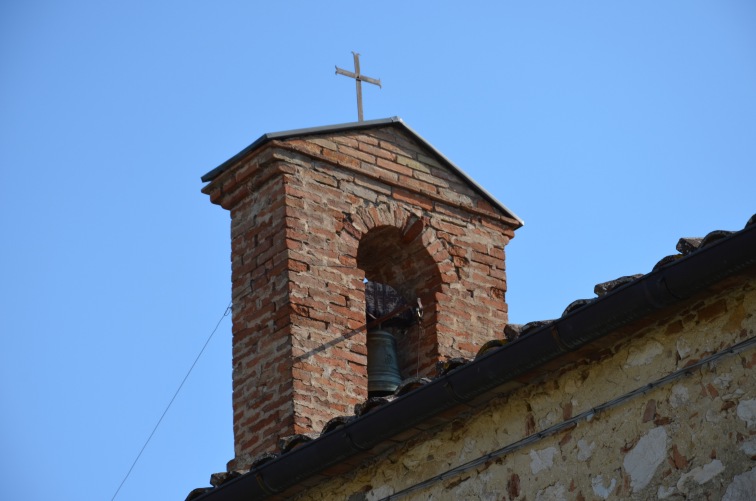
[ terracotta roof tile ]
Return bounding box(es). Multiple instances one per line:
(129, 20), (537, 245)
(279, 434), (316, 454)
(503, 323), (523, 341)
(676, 237), (703, 255)
(186, 487), (213, 500)
(394, 377), (432, 396)
(475, 339), (508, 359)
(594, 275), (644, 296)
(562, 298), (594, 317)
(700, 229), (734, 248)
(321, 416), (356, 435)
(435, 357), (470, 377)
(210, 472), (241, 488)
(354, 396), (393, 417)
(249, 452), (279, 469)
(653, 253), (684, 271)
(521, 320), (554, 336)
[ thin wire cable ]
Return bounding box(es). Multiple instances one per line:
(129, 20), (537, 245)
(111, 301), (233, 501)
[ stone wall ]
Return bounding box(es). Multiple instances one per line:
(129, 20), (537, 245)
(292, 275), (756, 500)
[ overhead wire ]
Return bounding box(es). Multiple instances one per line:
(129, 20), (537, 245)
(111, 301), (232, 501)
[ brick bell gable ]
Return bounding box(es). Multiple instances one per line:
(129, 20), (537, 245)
(201, 118), (522, 469)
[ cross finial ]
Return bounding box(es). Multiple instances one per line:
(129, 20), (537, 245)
(335, 52), (381, 122)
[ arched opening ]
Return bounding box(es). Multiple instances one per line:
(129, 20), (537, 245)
(357, 225), (442, 391)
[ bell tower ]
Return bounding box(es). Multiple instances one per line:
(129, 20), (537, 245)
(201, 118), (522, 469)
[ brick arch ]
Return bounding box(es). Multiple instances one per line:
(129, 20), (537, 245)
(352, 203), (411, 234)
(349, 203), (455, 281)
(333, 204), (411, 264)
(354, 211), (446, 378)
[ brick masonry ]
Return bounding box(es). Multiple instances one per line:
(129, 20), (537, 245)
(202, 124), (520, 468)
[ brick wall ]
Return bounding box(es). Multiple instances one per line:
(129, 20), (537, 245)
(202, 124), (519, 468)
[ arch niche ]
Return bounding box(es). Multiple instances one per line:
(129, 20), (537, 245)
(356, 223), (442, 379)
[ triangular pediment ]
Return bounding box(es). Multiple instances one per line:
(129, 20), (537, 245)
(201, 117), (522, 227)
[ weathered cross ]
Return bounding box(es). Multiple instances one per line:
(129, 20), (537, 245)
(335, 52), (381, 122)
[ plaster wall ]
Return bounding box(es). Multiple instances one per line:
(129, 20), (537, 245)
(293, 275), (756, 500)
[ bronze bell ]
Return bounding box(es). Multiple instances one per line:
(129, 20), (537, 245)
(366, 329), (402, 397)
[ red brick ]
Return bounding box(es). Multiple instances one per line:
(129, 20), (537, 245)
(358, 141), (396, 161)
(321, 148), (360, 169)
(376, 157), (414, 176)
(393, 188), (434, 211)
(202, 128), (516, 467)
(336, 144), (376, 164)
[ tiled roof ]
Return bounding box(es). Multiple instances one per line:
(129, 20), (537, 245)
(187, 214), (756, 501)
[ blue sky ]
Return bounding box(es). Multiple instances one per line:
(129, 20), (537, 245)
(1, 2), (754, 500)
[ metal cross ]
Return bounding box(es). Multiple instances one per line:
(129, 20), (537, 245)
(336, 52), (381, 122)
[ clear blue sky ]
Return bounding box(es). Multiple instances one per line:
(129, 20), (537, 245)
(1, 2), (754, 500)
